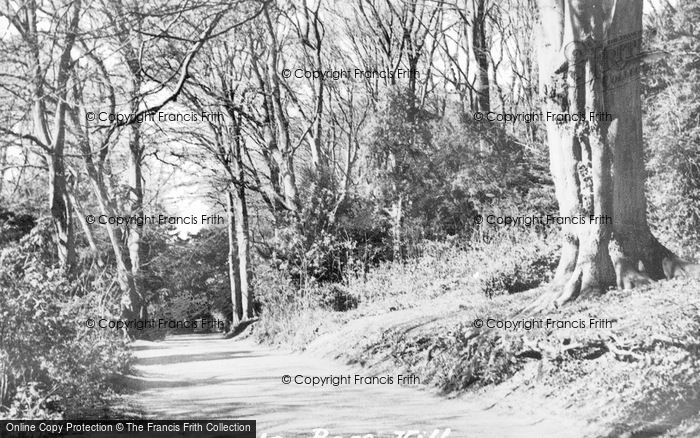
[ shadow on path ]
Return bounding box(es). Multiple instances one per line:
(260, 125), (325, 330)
(120, 333), (583, 437)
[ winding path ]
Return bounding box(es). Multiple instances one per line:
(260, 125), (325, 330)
(121, 334), (583, 438)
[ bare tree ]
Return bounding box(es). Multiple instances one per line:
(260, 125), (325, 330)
(1, 0), (81, 274)
(66, 2), (251, 333)
(292, 0), (327, 173)
(183, 36), (264, 324)
(261, 4), (301, 214)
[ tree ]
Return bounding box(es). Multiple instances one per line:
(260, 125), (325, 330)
(292, 0), (327, 173)
(533, 0), (697, 308)
(182, 33), (264, 324)
(67, 1), (257, 333)
(471, 0), (490, 113)
(261, 3), (301, 214)
(0, 0), (81, 274)
(103, 0), (148, 302)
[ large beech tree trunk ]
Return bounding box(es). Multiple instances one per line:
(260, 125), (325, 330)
(537, 0), (678, 307)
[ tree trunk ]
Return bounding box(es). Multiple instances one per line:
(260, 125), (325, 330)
(234, 182), (253, 319)
(231, 116), (255, 320)
(127, 124), (147, 321)
(86, 163), (144, 325)
(25, 0), (79, 275)
(471, 0), (490, 113)
(310, 33), (325, 172)
(70, 108), (146, 335)
(47, 155), (75, 274)
(68, 189), (102, 265)
(264, 6), (300, 214)
(227, 191), (243, 323)
(536, 0), (678, 308)
(118, 6), (147, 320)
(0, 146), (6, 197)
(391, 195), (404, 262)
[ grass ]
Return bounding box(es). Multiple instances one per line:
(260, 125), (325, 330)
(254, 229), (558, 348)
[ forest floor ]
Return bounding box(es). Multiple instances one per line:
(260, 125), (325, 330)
(119, 278), (700, 438)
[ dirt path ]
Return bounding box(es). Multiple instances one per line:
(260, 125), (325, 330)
(121, 334), (584, 438)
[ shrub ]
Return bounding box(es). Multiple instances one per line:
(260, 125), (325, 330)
(147, 227), (231, 331)
(0, 235), (130, 419)
(476, 235), (559, 297)
(376, 322), (524, 393)
(317, 284), (359, 312)
(428, 326), (523, 391)
(644, 0), (700, 257)
(0, 208), (36, 246)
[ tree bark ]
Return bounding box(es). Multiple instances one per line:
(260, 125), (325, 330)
(536, 0), (679, 307)
(234, 181), (253, 319)
(24, 0), (79, 274)
(0, 146), (6, 196)
(471, 0), (490, 113)
(47, 155), (75, 274)
(126, 125), (143, 278)
(391, 195), (404, 262)
(119, 10), (148, 323)
(82, 148), (144, 324)
(231, 117), (255, 320)
(126, 123), (147, 321)
(68, 188), (102, 264)
(68, 105), (146, 334)
(227, 191), (243, 323)
(264, 6), (300, 214)
(297, 0), (326, 172)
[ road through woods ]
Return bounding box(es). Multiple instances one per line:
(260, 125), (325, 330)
(121, 334), (583, 438)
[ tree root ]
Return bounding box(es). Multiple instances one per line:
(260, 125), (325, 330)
(614, 256), (652, 290)
(519, 335), (643, 363)
(224, 317), (259, 339)
(517, 269), (583, 315)
(663, 256), (700, 280)
(520, 252), (699, 315)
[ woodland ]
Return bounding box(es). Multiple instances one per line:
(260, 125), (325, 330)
(0, 0), (699, 424)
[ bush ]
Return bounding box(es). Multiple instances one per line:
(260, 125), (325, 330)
(644, 0), (700, 257)
(252, 262), (353, 347)
(475, 234), (559, 297)
(422, 325), (523, 391)
(317, 284), (359, 312)
(0, 208), (36, 246)
(147, 227), (232, 331)
(0, 231), (130, 419)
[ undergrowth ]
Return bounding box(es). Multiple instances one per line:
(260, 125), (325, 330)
(253, 227), (559, 349)
(0, 223), (131, 419)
